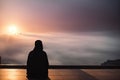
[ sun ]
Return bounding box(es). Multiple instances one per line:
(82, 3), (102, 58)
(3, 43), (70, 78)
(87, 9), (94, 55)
(8, 25), (18, 35)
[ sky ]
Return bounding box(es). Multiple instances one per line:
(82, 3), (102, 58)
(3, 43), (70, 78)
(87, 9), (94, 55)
(0, 0), (120, 65)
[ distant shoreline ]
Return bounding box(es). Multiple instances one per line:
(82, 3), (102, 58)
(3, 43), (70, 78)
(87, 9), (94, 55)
(0, 64), (120, 69)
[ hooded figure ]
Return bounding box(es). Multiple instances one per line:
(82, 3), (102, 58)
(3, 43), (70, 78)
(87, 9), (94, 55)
(27, 40), (49, 80)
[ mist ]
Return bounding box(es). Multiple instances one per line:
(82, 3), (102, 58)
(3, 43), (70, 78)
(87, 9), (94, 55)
(0, 32), (120, 65)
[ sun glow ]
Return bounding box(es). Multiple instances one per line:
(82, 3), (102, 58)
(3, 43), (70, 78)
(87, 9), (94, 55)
(7, 25), (19, 35)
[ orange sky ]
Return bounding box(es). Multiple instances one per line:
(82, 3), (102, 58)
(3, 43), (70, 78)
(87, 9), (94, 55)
(0, 0), (120, 64)
(1, 0), (120, 33)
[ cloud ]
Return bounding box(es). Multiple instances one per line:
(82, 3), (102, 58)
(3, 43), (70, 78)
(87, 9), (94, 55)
(1, 0), (120, 64)
(1, 0), (120, 32)
(43, 32), (120, 65)
(1, 32), (120, 65)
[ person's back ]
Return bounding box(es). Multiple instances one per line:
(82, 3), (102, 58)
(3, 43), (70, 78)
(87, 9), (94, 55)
(27, 40), (49, 80)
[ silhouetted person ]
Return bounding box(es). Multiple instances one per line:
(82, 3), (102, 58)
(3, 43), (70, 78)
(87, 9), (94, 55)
(27, 40), (49, 80)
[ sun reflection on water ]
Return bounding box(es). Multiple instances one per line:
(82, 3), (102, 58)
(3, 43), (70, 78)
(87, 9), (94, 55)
(7, 69), (18, 80)
(0, 69), (26, 80)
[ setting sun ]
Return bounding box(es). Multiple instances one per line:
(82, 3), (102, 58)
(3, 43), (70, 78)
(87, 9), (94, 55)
(8, 25), (18, 35)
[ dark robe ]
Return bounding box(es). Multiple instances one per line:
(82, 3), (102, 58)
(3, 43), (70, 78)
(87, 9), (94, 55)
(27, 49), (49, 80)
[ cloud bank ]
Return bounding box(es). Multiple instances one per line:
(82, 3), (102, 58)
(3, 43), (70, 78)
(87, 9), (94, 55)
(0, 32), (120, 65)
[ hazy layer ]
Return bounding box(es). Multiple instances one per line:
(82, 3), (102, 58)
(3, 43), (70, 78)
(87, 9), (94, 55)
(0, 32), (120, 65)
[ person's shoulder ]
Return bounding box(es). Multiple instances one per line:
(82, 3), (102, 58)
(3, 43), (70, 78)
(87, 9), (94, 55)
(43, 51), (47, 54)
(42, 51), (47, 55)
(29, 51), (34, 55)
(43, 50), (46, 53)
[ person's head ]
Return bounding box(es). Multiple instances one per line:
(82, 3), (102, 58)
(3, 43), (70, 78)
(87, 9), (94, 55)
(34, 40), (43, 51)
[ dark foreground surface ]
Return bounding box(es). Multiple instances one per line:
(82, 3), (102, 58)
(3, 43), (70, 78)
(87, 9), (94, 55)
(0, 69), (120, 80)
